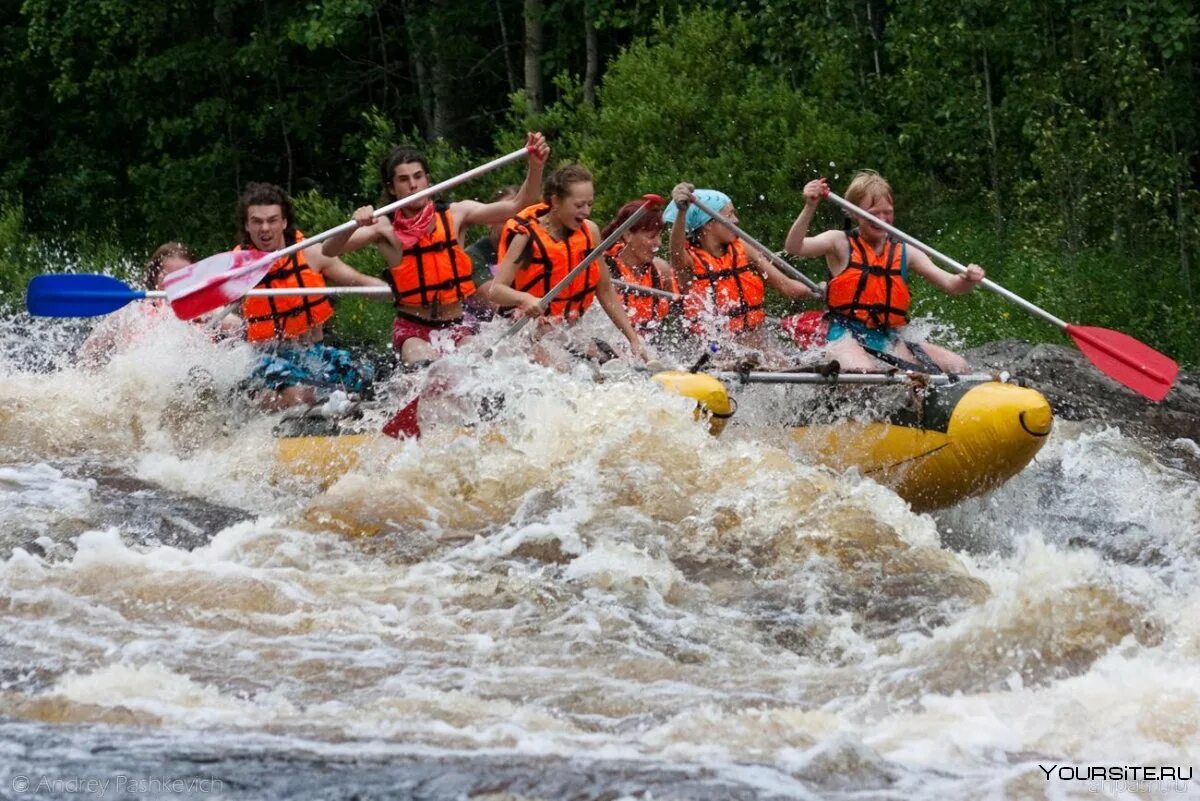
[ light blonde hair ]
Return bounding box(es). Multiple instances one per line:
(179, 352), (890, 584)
(844, 169), (893, 208)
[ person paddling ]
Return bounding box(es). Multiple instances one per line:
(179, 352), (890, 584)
(602, 200), (679, 344)
(488, 164), (649, 367)
(322, 133), (550, 368)
(665, 183), (817, 352)
(784, 171), (984, 373)
(78, 242), (197, 368)
(233, 182), (385, 410)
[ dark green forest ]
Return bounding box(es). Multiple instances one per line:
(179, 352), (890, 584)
(2, 0), (1197, 364)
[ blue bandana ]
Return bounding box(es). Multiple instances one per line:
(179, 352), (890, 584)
(661, 189), (732, 234)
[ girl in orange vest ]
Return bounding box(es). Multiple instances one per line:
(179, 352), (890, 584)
(489, 164), (649, 366)
(665, 183), (817, 350)
(601, 200), (679, 342)
(784, 171), (985, 373)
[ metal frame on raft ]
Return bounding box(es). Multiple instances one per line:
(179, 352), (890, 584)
(708, 370), (1012, 387)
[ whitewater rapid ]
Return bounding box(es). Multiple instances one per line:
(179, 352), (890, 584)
(0, 310), (1196, 800)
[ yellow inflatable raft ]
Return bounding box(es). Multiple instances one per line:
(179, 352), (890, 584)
(276, 370), (1050, 511)
(784, 378), (1051, 510)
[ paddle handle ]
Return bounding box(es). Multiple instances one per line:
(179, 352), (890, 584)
(613, 280), (680, 301)
(824, 192), (1068, 329)
(687, 195), (823, 294)
(486, 194), (664, 355)
(224, 146), (533, 282)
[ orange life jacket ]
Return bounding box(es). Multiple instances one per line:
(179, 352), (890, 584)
(499, 204), (598, 322)
(240, 232), (334, 342)
(605, 242), (677, 331)
(826, 230), (909, 329)
(684, 238), (765, 333)
(384, 203), (476, 310)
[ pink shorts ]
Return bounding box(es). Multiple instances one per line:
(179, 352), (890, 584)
(391, 313), (475, 351)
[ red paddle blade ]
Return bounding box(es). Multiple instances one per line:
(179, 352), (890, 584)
(382, 397), (421, 439)
(1066, 324), (1178, 402)
(641, 193), (665, 209)
(161, 250), (269, 320)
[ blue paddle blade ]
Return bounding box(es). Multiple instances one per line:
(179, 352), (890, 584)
(26, 274), (146, 317)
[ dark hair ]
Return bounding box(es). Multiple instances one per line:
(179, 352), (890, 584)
(236, 182), (295, 247)
(493, 184), (519, 200)
(601, 199), (664, 239)
(543, 164), (593, 203)
(144, 241), (195, 288)
(379, 147), (432, 205)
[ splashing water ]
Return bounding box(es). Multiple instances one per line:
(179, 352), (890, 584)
(0, 309), (1197, 799)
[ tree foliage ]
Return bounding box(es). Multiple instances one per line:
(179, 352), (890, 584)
(2, 0), (1196, 362)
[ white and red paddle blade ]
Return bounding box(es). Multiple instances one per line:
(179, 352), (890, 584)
(162, 250), (270, 320)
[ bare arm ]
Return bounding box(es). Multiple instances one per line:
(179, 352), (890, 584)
(77, 319), (120, 369)
(510, 131), (550, 210)
(305, 246), (389, 289)
(453, 132), (549, 231)
(322, 206), (386, 257)
(784, 178), (833, 257)
(907, 247), (985, 296)
(319, 207), (400, 295)
(653, 256), (678, 290)
(666, 183), (695, 290)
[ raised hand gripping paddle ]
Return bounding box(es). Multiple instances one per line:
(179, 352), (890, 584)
(824, 190), (1179, 402)
(161, 144), (537, 320)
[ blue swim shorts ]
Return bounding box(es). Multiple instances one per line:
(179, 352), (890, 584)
(825, 317), (899, 353)
(247, 343), (375, 395)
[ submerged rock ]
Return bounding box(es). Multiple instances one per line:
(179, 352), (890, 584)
(0, 460), (249, 560)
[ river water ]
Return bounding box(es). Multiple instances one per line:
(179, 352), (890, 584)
(0, 311), (1197, 800)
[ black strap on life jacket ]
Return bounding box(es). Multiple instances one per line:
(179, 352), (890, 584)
(516, 219), (597, 318)
(386, 203), (472, 310)
(694, 245), (762, 324)
(827, 231), (908, 329)
(244, 248), (333, 338)
(608, 253), (673, 320)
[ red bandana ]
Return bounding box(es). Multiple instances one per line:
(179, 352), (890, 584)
(391, 202), (436, 249)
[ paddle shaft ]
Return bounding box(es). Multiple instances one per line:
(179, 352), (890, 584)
(214, 147), (532, 285)
(486, 195), (661, 354)
(144, 286), (392, 299)
(712, 370), (999, 386)
(687, 195), (823, 294)
(613, 280), (680, 301)
(824, 192), (1068, 329)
